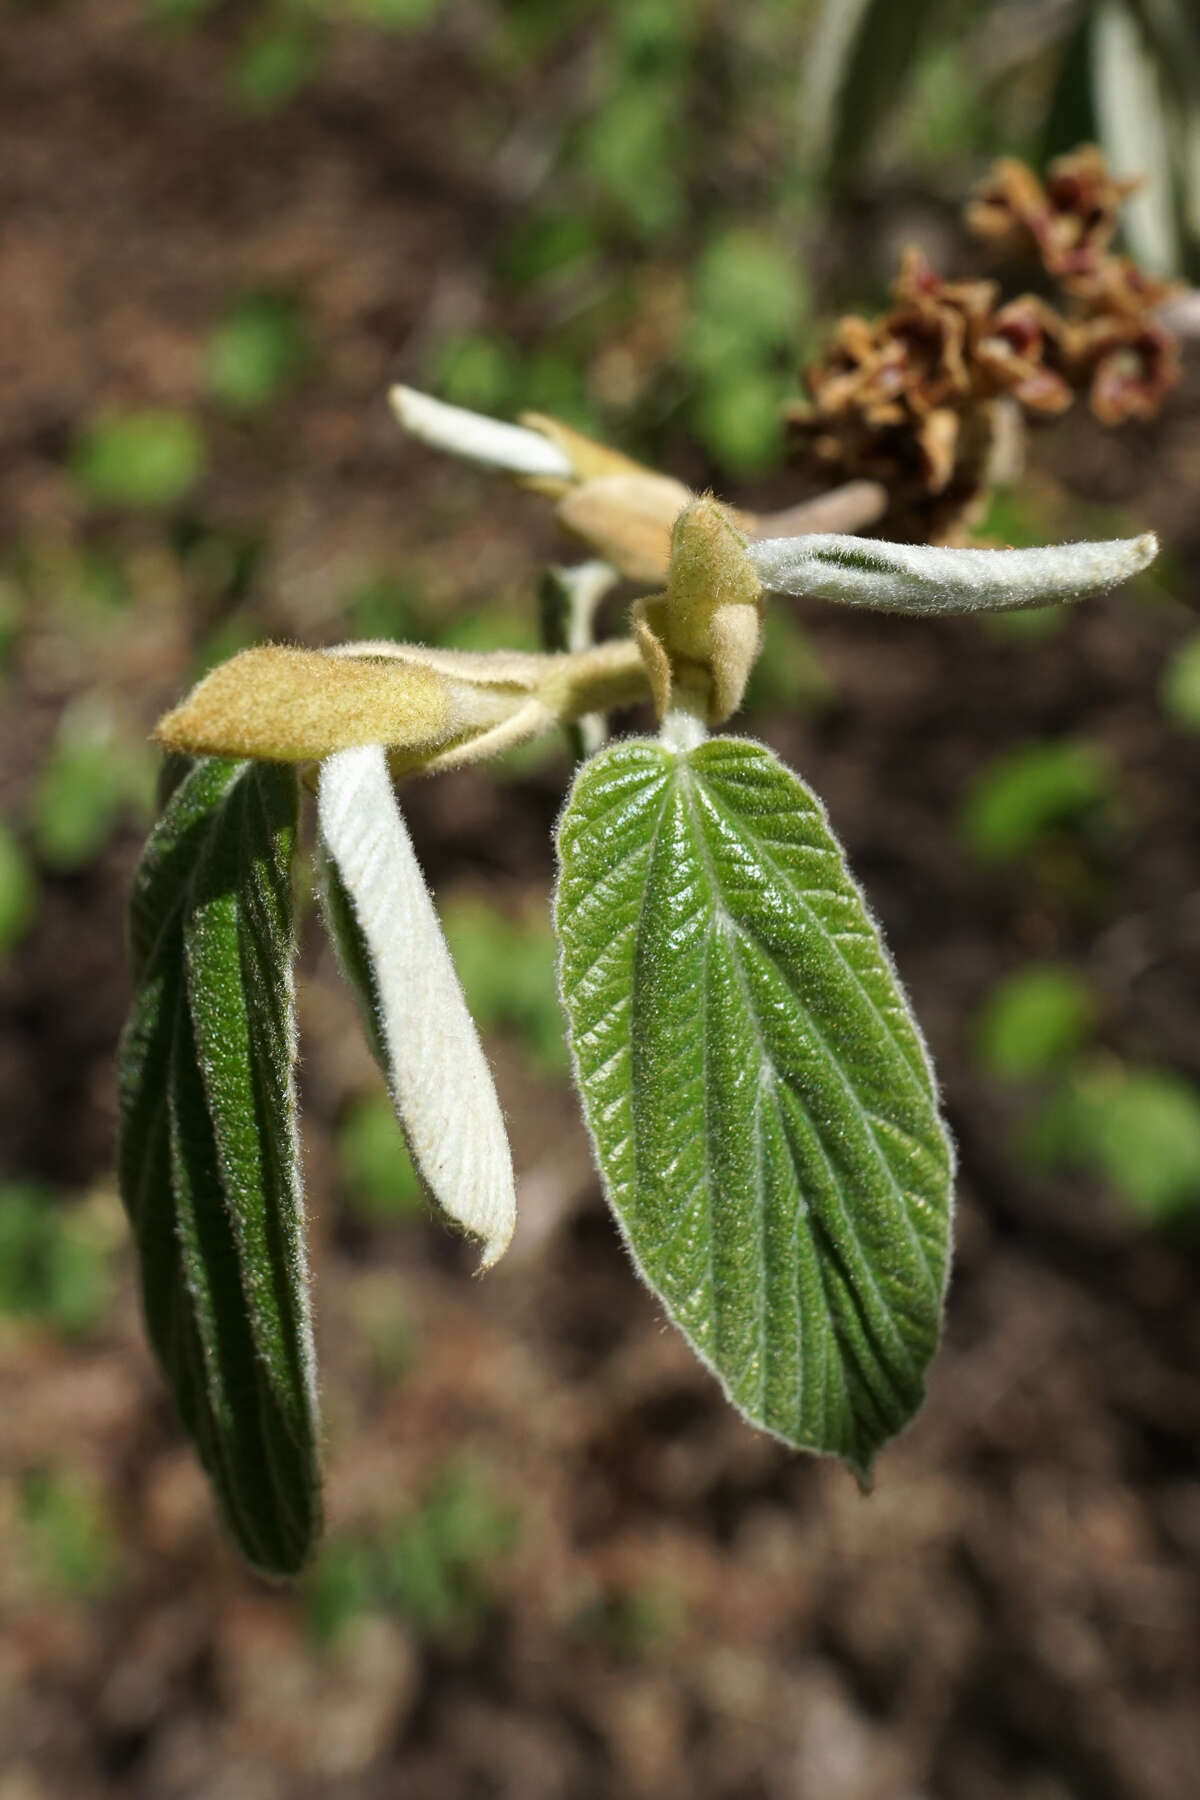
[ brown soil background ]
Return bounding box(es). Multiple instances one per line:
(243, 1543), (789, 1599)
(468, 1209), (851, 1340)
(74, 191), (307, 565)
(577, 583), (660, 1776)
(1, 6), (1198, 1797)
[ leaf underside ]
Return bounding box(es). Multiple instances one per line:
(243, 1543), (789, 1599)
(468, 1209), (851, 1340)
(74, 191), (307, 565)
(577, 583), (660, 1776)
(555, 736), (954, 1477)
(315, 744), (516, 1270)
(117, 756), (321, 1576)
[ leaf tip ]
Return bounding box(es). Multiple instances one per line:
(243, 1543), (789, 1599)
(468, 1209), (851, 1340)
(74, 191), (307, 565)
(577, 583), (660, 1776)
(389, 384), (574, 481)
(851, 1459), (875, 1496)
(473, 1214), (515, 1273)
(1130, 530), (1159, 572)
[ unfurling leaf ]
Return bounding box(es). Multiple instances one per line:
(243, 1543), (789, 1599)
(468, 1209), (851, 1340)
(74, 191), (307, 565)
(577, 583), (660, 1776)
(317, 745), (516, 1268)
(750, 531), (1158, 614)
(155, 645), (457, 762)
(155, 640), (650, 772)
(117, 757), (321, 1575)
(555, 737), (953, 1477)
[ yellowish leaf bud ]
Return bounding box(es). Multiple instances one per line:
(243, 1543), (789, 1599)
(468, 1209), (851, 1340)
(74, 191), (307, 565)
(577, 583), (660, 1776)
(638, 498), (765, 725)
(156, 646), (467, 762)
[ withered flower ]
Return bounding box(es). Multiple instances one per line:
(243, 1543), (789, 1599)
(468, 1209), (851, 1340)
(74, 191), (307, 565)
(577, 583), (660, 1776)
(974, 296), (1074, 414)
(1073, 314), (1181, 426)
(789, 146), (1181, 539)
(967, 145), (1139, 281)
(1066, 252), (1177, 318)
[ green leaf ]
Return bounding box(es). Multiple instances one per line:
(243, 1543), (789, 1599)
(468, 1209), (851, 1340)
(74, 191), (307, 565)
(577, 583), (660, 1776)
(555, 736), (953, 1477)
(117, 757), (321, 1575)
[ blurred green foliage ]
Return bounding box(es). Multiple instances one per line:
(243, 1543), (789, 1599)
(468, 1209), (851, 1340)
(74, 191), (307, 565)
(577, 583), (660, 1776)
(207, 292), (308, 412)
(346, 566), (539, 658)
(0, 1185), (115, 1339)
(976, 963), (1095, 1082)
(18, 1468), (118, 1599)
(685, 228), (803, 474)
(0, 821), (37, 959)
(303, 1536), (373, 1648)
(303, 1462), (519, 1650)
(742, 606), (831, 714)
(337, 1091), (423, 1223)
(1160, 630), (1200, 733)
(232, 19), (317, 114)
(346, 569), (429, 643)
(31, 699), (157, 872)
(10, 544), (133, 644)
(960, 740), (1113, 866)
(441, 893), (568, 1077)
(72, 411), (206, 511)
(434, 333), (523, 419)
(1028, 1059), (1200, 1226)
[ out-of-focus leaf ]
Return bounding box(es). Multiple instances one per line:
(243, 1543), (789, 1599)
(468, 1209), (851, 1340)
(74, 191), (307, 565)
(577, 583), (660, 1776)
(72, 411), (206, 511)
(441, 893), (569, 1077)
(1029, 1058), (1200, 1224)
(19, 1469), (117, 1599)
(976, 963), (1095, 1081)
(337, 1092), (423, 1222)
(232, 23), (316, 114)
(31, 699), (157, 872)
(207, 293), (307, 411)
(959, 740), (1113, 866)
(578, 80), (685, 239)
(0, 1184), (114, 1337)
(800, 0), (944, 181)
(1161, 629), (1200, 730)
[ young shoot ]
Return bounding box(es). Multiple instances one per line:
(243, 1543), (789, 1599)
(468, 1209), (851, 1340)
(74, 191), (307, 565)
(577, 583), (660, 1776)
(119, 388), (1158, 1574)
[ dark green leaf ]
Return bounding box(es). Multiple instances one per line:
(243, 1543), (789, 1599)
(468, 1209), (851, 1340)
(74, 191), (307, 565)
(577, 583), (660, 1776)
(555, 737), (954, 1478)
(118, 757), (321, 1575)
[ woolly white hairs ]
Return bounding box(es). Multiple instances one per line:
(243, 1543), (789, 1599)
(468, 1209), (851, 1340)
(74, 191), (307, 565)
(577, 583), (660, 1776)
(749, 532), (1159, 615)
(390, 384), (573, 482)
(318, 745), (516, 1269)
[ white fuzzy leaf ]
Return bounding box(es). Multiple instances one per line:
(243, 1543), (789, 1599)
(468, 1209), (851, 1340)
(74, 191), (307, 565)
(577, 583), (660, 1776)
(749, 532), (1158, 616)
(317, 745), (516, 1268)
(389, 385), (573, 481)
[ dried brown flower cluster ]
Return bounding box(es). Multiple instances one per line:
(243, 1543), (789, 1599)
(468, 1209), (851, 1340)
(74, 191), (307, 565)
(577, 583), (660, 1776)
(788, 147), (1181, 539)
